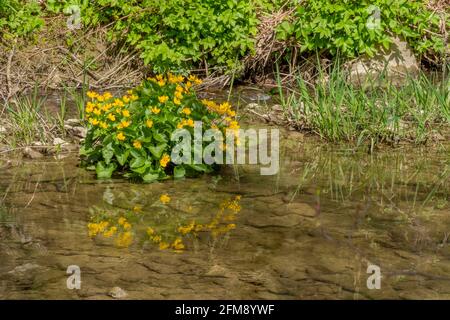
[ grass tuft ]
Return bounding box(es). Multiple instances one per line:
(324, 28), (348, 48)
(280, 66), (449, 145)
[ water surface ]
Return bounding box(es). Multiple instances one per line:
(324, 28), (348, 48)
(0, 127), (449, 299)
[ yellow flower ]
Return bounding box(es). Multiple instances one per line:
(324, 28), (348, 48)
(118, 217), (126, 225)
(117, 132), (126, 141)
(159, 193), (171, 204)
(173, 97), (181, 105)
(97, 95), (105, 102)
(133, 205), (142, 213)
(113, 99), (124, 107)
(103, 226), (117, 238)
(85, 102), (95, 113)
(157, 79), (166, 87)
(122, 96), (130, 103)
(107, 114), (116, 121)
(103, 92), (113, 100)
(88, 223), (100, 237)
(87, 91), (98, 99)
(168, 74), (184, 84)
(175, 85), (184, 93)
(227, 110), (236, 117)
(151, 235), (162, 243)
(117, 120), (131, 129)
(178, 221), (195, 235)
(93, 108), (101, 116)
(122, 110), (130, 117)
(159, 154), (170, 168)
(99, 121), (108, 129)
(133, 140), (142, 149)
(172, 238), (185, 250)
(146, 227), (155, 236)
(146, 119), (153, 128)
(90, 118), (99, 126)
(123, 222), (132, 230)
(130, 94), (138, 101)
(182, 108), (191, 115)
(115, 231), (133, 247)
(151, 107), (161, 114)
(158, 96), (169, 103)
(228, 121), (240, 130)
(175, 90), (183, 99)
(186, 118), (194, 127)
(159, 242), (170, 250)
(127, 90), (133, 95)
(97, 221), (109, 233)
(188, 75), (203, 85)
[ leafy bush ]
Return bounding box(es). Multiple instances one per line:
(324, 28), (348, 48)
(0, 0), (43, 39)
(277, 0), (446, 62)
(80, 73), (239, 181)
(46, 0), (259, 72)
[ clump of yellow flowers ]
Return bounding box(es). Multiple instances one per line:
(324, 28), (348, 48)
(87, 194), (242, 253)
(87, 215), (133, 248)
(80, 72), (239, 182)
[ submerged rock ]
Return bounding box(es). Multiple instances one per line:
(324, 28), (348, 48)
(347, 36), (419, 86)
(70, 126), (87, 139)
(8, 263), (41, 274)
(108, 286), (128, 299)
(53, 137), (67, 146)
(31, 141), (47, 153)
(64, 118), (82, 127)
(23, 147), (44, 159)
(64, 119), (87, 139)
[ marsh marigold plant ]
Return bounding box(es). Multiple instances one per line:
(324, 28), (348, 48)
(80, 73), (239, 181)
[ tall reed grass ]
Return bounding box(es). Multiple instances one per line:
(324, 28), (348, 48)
(279, 66), (449, 145)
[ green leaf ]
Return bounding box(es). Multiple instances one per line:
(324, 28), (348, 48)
(174, 166), (186, 179)
(148, 143), (167, 159)
(142, 172), (159, 183)
(96, 161), (117, 179)
(115, 149), (130, 166)
(153, 131), (168, 143)
(102, 143), (114, 165)
(130, 156), (146, 169)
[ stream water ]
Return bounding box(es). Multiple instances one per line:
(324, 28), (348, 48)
(0, 87), (449, 299)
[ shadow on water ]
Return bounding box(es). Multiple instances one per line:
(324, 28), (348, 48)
(0, 124), (449, 299)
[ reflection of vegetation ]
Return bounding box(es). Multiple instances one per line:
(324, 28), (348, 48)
(87, 195), (242, 252)
(288, 144), (450, 216)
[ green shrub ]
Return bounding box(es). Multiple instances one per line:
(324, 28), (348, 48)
(277, 0), (447, 62)
(46, 0), (259, 72)
(0, 0), (44, 39)
(80, 73), (239, 181)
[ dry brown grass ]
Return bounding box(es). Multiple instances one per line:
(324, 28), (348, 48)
(0, 16), (145, 102)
